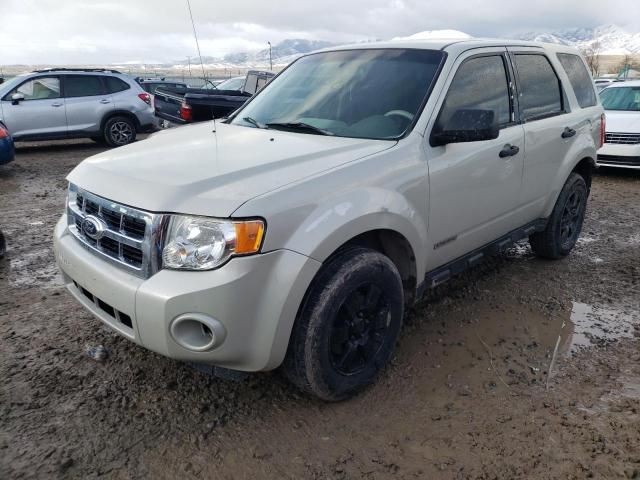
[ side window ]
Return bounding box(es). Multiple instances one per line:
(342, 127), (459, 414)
(514, 54), (563, 120)
(11, 76), (60, 100)
(436, 55), (511, 132)
(556, 53), (597, 108)
(105, 77), (131, 94)
(64, 75), (105, 97)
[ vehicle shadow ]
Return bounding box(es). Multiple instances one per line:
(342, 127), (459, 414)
(14, 141), (106, 154)
(595, 166), (640, 179)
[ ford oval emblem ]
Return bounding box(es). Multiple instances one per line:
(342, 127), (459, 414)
(81, 215), (106, 240)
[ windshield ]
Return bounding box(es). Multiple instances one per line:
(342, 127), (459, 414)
(217, 77), (245, 91)
(231, 49), (445, 140)
(600, 86), (640, 111)
(0, 75), (28, 96)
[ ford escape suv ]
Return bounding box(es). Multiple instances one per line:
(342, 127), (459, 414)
(54, 39), (604, 400)
(0, 69), (155, 147)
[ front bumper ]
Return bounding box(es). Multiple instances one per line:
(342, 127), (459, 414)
(597, 143), (640, 169)
(53, 215), (321, 371)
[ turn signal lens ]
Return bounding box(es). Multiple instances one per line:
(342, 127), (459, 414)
(234, 221), (265, 254)
(162, 215), (265, 271)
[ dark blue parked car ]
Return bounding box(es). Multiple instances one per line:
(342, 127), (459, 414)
(0, 121), (15, 165)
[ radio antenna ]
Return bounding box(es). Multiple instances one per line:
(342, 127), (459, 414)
(185, 0), (206, 80)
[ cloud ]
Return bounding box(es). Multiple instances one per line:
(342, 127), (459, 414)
(1, 0), (639, 64)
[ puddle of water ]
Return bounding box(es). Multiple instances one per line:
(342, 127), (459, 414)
(561, 302), (638, 354)
(577, 235), (599, 245)
(625, 233), (640, 246)
(3, 247), (63, 289)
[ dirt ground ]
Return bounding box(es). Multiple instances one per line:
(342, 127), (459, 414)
(1, 138), (639, 480)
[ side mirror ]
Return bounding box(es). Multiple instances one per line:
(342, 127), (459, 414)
(430, 109), (499, 147)
(11, 93), (25, 105)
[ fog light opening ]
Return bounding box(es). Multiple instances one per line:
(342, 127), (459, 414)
(169, 314), (226, 352)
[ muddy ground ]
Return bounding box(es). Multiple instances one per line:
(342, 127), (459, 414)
(1, 138), (639, 479)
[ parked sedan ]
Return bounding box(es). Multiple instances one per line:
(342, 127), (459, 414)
(0, 121), (15, 165)
(597, 80), (640, 169)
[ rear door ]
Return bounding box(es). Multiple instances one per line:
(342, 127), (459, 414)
(62, 75), (113, 133)
(507, 48), (586, 218)
(425, 49), (525, 267)
(0, 75), (66, 138)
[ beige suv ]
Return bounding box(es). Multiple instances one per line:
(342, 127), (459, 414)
(54, 39), (604, 400)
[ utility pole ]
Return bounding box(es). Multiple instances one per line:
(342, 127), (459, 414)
(268, 41), (272, 71)
(187, 56), (192, 78)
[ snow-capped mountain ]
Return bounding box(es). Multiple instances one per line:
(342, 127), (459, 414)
(113, 25), (639, 72)
(171, 39), (338, 69)
(515, 24), (640, 55)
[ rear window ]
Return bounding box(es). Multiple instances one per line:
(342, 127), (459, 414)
(105, 77), (131, 93)
(557, 53), (597, 108)
(514, 54), (563, 121)
(64, 75), (105, 97)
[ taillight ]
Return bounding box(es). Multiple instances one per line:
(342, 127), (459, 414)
(138, 93), (152, 106)
(599, 113), (606, 148)
(180, 101), (193, 122)
(0, 126), (8, 139)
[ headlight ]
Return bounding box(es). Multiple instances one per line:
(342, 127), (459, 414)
(162, 216), (265, 271)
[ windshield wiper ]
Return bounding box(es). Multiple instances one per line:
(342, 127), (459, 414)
(266, 122), (334, 136)
(242, 117), (268, 129)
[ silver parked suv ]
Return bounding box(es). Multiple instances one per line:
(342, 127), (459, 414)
(54, 39), (604, 400)
(0, 69), (155, 147)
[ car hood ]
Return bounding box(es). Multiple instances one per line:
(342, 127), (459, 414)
(605, 110), (640, 133)
(68, 122), (395, 217)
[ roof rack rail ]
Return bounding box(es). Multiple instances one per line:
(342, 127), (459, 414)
(32, 68), (123, 74)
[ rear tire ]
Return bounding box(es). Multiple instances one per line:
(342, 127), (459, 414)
(283, 247), (404, 401)
(103, 116), (136, 148)
(529, 172), (588, 259)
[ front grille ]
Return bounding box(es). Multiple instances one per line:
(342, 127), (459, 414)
(67, 186), (166, 278)
(605, 132), (640, 144)
(597, 154), (640, 166)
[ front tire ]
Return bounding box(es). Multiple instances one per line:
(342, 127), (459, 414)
(529, 172), (588, 259)
(283, 247), (404, 401)
(103, 116), (136, 148)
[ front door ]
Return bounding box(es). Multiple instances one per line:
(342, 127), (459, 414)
(0, 75), (66, 138)
(425, 49), (525, 269)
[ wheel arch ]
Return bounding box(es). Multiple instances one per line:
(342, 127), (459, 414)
(543, 150), (596, 217)
(100, 110), (141, 132)
(571, 156), (595, 191)
(326, 229), (419, 305)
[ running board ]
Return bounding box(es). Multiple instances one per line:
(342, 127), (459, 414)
(419, 219), (547, 293)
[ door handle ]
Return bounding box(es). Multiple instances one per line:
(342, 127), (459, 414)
(561, 127), (577, 139)
(99, 99), (111, 104)
(499, 144), (520, 158)
(51, 102), (63, 107)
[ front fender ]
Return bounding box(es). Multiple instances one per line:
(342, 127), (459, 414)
(243, 186), (429, 283)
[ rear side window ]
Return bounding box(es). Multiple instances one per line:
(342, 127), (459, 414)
(557, 53), (597, 108)
(436, 55), (511, 130)
(64, 75), (105, 97)
(514, 54), (563, 121)
(105, 77), (131, 93)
